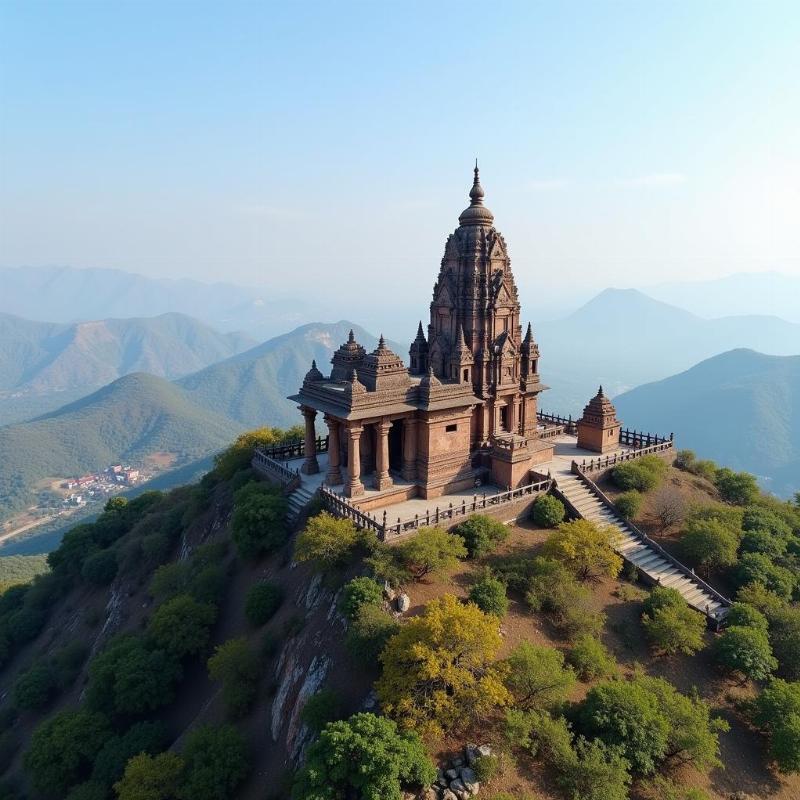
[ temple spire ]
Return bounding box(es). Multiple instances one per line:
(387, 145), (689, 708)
(469, 160), (485, 206)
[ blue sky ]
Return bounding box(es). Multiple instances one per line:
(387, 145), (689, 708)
(1, 0), (798, 313)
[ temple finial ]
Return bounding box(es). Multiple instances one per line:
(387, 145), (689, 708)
(378, 333), (385, 348)
(469, 160), (484, 205)
(348, 329), (355, 342)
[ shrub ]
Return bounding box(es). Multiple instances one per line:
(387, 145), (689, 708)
(614, 490), (642, 520)
(64, 780), (108, 800)
(769, 606), (800, 679)
(147, 594), (217, 658)
(713, 625), (777, 682)
(90, 720), (166, 787)
(396, 527), (467, 581)
(24, 710), (110, 796)
(542, 519), (622, 581)
(568, 635), (617, 680)
(651, 486), (687, 531)
(231, 482), (288, 559)
(453, 515), (510, 558)
(292, 713), (436, 800)
(503, 642), (576, 711)
(742, 506), (793, 539)
(114, 751), (184, 800)
(295, 512), (361, 570)
(86, 634), (182, 716)
(80, 549), (118, 586)
(207, 637), (260, 717)
(181, 724), (249, 800)
(641, 589), (706, 657)
(346, 603), (400, 663)
(468, 575), (509, 617)
(376, 594), (510, 737)
(473, 753), (501, 782)
(530, 495), (565, 528)
(339, 576), (383, 621)
(752, 679), (800, 772)
(734, 553), (796, 599)
(611, 462), (660, 493)
(681, 518), (739, 573)
(213, 426), (303, 480)
(559, 737), (632, 800)
(244, 581), (284, 626)
(12, 661), (57, 710)
(740, 529), (787, 558)
(674, 450), (696, 471)
(300, 688), (343, 732)
(714, 468), (760, 505)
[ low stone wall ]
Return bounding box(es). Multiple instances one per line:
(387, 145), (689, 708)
(577, 443), (675, 481)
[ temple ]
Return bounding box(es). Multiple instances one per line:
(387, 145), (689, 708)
(290, 164), (558, 504)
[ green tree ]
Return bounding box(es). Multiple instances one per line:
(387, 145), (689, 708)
(559, 738), (632, 800)
(114, 751), (184, 800)
(346, 603), (400, 662)
(207, 637), (260, 717)
(713, 625), (777, 682)
(213, 426), (303, 480)
(339, 576), (383, 621)
(680, 518), (739, 573)
(86, 634), (182, 716)
(770, 606), (800, 679)
(503, 642), (576, 711)
(452, 515), (510, 558)
(530, 494), (566, 528)
(244, 581), (284, 626)
(726, 602), (769, 632)
(615, 490), (643, 520)
(641, 590), (706, 657)
(147, 594), (217, 658)
(396, 527), (467, 581)
(468, 574), (509, 617)
(740, 529), (788, 559)
(714, 468), (760, 505)
(294, 512), (360, 569)
(12, 661), (57, 710)
(24, 710), (110, 796)
(542, 519), (622, 581)
(568, 635), (617, 681)
(751, 679), (800, 772)
(231, 482), (288, 560)
(90, 721), (166, 787)
(292, 713), (436, 800)
(180, 724), (249, 800)
(734, 553), (796, 599)
(80, 549), (118, 586)
(300, 688), (343, 733)
(611, 462), (660, 492)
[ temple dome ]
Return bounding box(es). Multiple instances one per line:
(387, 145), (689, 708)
(458, 162), (495, 227)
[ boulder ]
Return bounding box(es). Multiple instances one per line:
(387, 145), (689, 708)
(396, 592), (411, 612)
(450, 778), (466, 794)
(464, 744), (479, 766)
(459, 767), (477, 785)
(383, 580), (396, 601)
(442, 791), (458, 800)
(451, 756), (464, 767)
(419, 789), (439, 800)
(477, 744), (493, 759)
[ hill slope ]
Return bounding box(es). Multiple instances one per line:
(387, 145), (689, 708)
(178, 321), (397, 428)
(537, 288), (800, 412)
(614, 349), (800, 497)
(0, 311), (254, 426)
(0, 373), (241, 516)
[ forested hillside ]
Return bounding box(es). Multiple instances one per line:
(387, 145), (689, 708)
(0, 374), (241, 517)
(2, 430), (800, 800)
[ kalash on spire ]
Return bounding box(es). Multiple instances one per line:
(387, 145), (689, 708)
(291, 164), (555, 500)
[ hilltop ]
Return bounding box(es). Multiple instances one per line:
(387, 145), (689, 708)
(0, 312), (254, 426)
(614, 349), (800, 498)
(0, 373), (241, 517)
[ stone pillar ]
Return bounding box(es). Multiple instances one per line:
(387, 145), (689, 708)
(402, 417), (418, 481)
(512, 395), (521, 434)
(324, 414), (342, 485)
(375, 419), (393, 490)
(346, 424), (364, 497)
(301, 407), (319, 475)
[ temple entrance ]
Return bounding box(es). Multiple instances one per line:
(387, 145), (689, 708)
(388, 421), (403, 473)
(500, 404), (511, 433)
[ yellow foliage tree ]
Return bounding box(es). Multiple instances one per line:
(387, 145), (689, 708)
(213, 426), (303, 479)
(376, 594), (510, 738)
(542, 519), (623, 581)
(294, 512), (361, 569)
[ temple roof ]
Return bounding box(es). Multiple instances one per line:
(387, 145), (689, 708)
(581, 385), (619, 421)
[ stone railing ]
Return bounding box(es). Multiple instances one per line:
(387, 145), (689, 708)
(319, 475), (554, 541)
(252, 449), (302, 492)
(619, 428), (673, 448)
(569, 462), (730, 625)
(537, 424), (565, 440)
(258, 435), (329, 461)
(536, 410), (578, 435)
(579, 438), (674, 474)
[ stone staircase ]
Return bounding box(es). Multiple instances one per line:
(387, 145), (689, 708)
(555, 473), (729, 623)
(287, 484), (316, 523)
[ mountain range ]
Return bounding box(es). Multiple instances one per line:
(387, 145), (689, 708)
(0, 312), (254, 426)
(614, 349), (800, 498)
(536, 288), (800, 413)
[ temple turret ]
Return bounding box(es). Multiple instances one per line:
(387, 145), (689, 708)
(330, 329), (366, 381)
(409, 321), (428, 375)
(576, 386), (622, 453)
